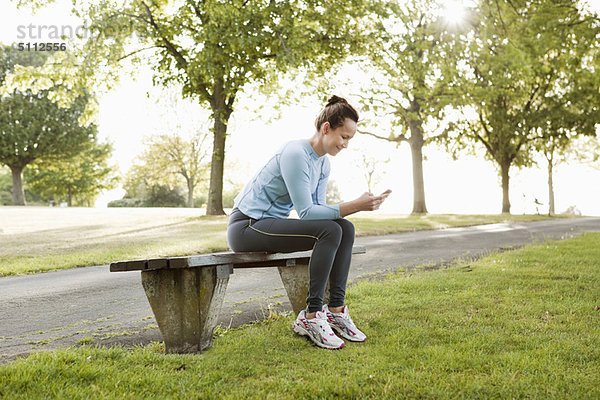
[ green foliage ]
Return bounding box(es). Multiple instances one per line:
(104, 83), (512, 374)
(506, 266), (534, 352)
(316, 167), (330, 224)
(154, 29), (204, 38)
(127, 133), (210, 208)
(0, 45), (98, 205)
(362, 0), (467, 138)
(356, 0), (468, 214)
(442, 0), (600, 213)
(116, 184), (187, 208)
(0, 45), (95, 167)
(1, 233), (599, 398)
(0, 167), (11, 205)
(107, 198), (145, 208)
(24, 139), (119, 206)
(68, 0), (375, 214)
(0, 89), (93, 166)
(222, 187), (242, 209)
(145, 185), (186, 208)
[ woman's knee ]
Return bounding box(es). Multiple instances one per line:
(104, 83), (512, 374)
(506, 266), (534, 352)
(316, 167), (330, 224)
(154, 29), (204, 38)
(319, 220), (343, 245)
(335, 218), (355, 237)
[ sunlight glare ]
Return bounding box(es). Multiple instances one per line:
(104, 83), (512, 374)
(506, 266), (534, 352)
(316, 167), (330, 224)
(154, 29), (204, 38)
(439, 0), (468, 26)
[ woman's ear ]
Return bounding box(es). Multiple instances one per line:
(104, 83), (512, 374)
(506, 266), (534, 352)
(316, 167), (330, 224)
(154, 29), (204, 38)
(321, 121), (330, 135)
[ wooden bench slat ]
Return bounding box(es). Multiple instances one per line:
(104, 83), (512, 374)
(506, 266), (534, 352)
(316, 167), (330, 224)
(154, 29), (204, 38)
(110, 245), (366, 272)
(110, 259), (146, 272)
(226, 257), (311, 269)
(186, 249), (313, 268)
(147, 258), (169, 270)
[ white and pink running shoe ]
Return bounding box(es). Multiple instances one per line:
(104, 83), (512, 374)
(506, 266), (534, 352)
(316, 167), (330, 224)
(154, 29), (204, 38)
(324, 305), (367, 342)
(292, 310), (345, 350)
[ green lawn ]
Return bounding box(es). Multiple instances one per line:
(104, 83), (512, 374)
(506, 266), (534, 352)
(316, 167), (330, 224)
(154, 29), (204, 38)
(1, 233), (598, 399)
(0, 206), (566, 276)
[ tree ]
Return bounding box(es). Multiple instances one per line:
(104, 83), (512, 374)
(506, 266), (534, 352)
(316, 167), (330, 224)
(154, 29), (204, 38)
(350, 147), (390, 193)
(358, 0), (468, 214)
(129, 133), (210, 208)
(24, 138), (119, 206)
(0, 45), (96, 205)
(530, 25), (600, 215)
(326, 179), (343, 204)
(445, 0), (600, 213)
(537, 133), (600, 215)
(60, 0), (374, 215)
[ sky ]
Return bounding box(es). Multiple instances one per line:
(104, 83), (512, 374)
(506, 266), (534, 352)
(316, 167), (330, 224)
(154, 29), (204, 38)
(1, 0), (599, 216)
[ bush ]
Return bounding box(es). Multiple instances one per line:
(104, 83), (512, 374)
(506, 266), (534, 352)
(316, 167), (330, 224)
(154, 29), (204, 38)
(222, 189), (240, 209)
(194, 193), (207, 208)
(107, 198), (145, 208)
(562, 205), (582, 216)
(146, 185), (186, 207)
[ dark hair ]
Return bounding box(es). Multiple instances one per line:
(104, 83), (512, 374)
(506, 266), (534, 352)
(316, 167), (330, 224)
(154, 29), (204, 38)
(314, 95), (359, 131)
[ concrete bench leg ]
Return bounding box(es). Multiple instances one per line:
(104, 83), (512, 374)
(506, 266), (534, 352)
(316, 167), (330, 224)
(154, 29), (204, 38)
(141, 264), (232, 354)
(280, 257), (329, 315)
(278, 260), (332, 316)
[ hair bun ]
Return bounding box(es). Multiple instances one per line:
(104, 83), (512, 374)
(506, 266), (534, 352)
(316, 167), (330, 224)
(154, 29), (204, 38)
(326, 95), (348, 107)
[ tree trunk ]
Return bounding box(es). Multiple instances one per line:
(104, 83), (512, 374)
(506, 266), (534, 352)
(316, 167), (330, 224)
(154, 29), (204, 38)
(206, 82), (232, 216)
(547, 160), (555, 216)
(408, 120), (428, 215)
(186, 178), (195, 208)
(10, 165), (26, 206)
(500, 162), (511, 214)
(67, 187), (72, 207)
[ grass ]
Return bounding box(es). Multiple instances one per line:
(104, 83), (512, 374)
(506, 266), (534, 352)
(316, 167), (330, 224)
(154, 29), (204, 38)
(0, 206), (567, 276)
(1, 233), (599, 399)
(347, 213), (563, 235)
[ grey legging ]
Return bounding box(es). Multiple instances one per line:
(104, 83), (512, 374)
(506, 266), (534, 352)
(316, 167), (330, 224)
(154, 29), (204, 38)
(227, 208), (355, 313)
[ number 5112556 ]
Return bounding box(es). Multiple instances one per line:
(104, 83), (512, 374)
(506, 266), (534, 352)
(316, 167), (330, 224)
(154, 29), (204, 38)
(17, 43), (67, 51)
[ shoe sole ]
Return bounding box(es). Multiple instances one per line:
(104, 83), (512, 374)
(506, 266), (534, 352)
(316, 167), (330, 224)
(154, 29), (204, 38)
(330, 324), (367, 342)
(292, 323), (345, 350)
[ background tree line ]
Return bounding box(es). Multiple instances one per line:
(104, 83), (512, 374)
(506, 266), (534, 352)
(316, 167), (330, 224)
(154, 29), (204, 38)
(2, 0), (599, 214)
(0, 45), (118, 206)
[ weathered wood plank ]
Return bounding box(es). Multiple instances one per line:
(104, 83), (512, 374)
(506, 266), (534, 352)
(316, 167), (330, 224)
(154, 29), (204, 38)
(167, 257), (190, 269)
(109, 245), (366, 272)
(147, 258), (168, 271)
(110, 259), (146, 272)
(231, 257), (311, 269)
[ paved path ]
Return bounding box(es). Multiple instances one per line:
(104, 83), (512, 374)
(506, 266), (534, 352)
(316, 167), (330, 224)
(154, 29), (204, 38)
(2, 217), (599, 363)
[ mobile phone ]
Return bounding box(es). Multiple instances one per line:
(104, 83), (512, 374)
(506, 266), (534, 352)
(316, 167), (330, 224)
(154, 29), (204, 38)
(380, 189), (392, 197)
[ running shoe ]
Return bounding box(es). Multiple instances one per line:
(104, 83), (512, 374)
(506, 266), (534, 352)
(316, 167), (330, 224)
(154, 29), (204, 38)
(292, 310), (345, 350)
(324, 305), (367, 342)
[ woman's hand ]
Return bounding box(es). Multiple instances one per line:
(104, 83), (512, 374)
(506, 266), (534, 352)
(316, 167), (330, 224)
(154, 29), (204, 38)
(355, 192), (388, 211)
(339, 190), (391, 217)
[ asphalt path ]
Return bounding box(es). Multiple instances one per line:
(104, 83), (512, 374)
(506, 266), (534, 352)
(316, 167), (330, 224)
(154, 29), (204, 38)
(1, 217), (599, 363)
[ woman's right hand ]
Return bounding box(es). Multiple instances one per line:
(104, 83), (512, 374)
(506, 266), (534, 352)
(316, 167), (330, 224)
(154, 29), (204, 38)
(339, 190), (391, 217)
(355, 192), (387, 211)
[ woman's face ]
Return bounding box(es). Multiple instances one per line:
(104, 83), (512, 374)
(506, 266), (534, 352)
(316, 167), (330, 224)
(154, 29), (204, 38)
(323, 118), (357, 156)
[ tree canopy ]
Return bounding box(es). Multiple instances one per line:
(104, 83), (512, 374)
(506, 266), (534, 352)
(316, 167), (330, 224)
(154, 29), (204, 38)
(24, 138), (118, 206)
(127, 133), (210, 208)
(358, 0), (468, 214)
(59, 0), (377, 214)
(0, 45), (97, 205)
(443, 0), (600, 213)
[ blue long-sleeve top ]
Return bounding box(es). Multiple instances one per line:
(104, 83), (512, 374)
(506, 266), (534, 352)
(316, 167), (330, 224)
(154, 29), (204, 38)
(233, 139), (341, 220)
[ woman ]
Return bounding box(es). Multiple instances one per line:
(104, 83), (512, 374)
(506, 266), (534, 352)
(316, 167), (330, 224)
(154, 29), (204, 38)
(227, 95), (389, 350)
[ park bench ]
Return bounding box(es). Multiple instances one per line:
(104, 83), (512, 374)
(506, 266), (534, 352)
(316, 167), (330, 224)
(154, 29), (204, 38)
(110, 246), (366, 354)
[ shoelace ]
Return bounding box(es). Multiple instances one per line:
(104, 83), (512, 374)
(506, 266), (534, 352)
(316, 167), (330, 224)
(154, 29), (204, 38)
(335, 311), (357, 330)
(313, 315), (336, 336)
